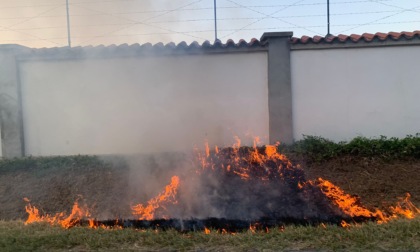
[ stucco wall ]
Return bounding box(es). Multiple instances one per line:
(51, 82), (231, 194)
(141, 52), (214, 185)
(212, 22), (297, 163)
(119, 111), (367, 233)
(19, 52), (269, 156)
(291, 46), (420, 141)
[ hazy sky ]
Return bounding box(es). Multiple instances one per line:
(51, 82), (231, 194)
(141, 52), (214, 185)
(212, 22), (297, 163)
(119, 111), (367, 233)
(0, 0), (419, 48)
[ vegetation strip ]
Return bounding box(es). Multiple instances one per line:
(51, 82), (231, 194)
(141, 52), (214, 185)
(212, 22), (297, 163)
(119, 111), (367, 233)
(0, 218), (419, 251)
(279, 134), (420, 162)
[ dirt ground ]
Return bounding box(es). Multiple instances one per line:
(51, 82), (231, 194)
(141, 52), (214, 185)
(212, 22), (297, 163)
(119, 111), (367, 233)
(302, 157), (420, 209)
(0, 155), (419, 220)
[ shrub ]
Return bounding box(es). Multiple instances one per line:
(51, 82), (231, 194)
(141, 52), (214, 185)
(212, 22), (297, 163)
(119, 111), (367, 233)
(279, 134), (420, 162)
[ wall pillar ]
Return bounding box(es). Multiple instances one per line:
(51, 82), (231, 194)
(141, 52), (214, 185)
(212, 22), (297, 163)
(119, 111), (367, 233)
(0, 45), (26, 158)
(261, 32), (294, 144)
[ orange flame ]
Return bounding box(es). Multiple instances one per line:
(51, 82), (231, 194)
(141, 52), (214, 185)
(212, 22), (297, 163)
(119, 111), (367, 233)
(132, 176), (180, 220)
(23, 137), (420, 229)
(316, 178), (376, 218)
(340, 220), (350, 228)
(204, 227), (211, 234)
(205, 141), (210, 158)
(249, 224), (256, 234)
(389, 193), (420, 219)
(316, 178), (419, 223)
(24, 198), (94, 229)
(196, 136), (296, 182)
(233, 136), (241, 149)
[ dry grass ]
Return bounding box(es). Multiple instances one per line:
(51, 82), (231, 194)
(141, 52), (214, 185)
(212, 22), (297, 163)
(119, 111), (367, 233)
(0, 217), (419, 251)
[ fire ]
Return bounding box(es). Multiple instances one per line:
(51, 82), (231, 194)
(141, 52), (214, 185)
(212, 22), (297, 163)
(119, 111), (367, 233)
(195, 136), (298, 182)
(24, 198), (45, 224)
(233, 136), (241, 149)
(249, 224), (256, 233)
(23, 136), (419, 230)
(88, 219), (96, 228)
(24, 197), (93, 229)
(205, 141), (210, 158)
(315, 178), (419, 223)
(340, 220), (350, 228)
(389, 193), (420, 219)
(204, 227), (211, 234)
(131, 176), (180, 220)
(316, 178), (376, 218)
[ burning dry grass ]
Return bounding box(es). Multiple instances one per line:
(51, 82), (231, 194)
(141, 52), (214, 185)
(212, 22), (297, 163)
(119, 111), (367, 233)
(35, 140), (420, 223)
(9, 139), (420, 233)
(1, 136), (420, 251)
(0, 217), (419, 251)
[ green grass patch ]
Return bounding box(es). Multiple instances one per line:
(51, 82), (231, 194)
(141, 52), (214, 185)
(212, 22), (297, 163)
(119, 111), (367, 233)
(0, 218), (419, 251)
(279, 134), (420, 163)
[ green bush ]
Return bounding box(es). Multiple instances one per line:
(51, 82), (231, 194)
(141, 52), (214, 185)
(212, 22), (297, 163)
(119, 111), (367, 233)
(279, 133), (420, 162)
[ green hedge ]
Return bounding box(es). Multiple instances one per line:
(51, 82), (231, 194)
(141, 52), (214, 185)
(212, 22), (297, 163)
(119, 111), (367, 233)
(1, 134), (419, 166)
(279, 134), (420, 162)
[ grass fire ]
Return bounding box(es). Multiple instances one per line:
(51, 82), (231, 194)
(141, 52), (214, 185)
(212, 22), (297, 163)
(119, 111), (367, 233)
(22, 138), (419, 231)
(0, 135), (419, 251)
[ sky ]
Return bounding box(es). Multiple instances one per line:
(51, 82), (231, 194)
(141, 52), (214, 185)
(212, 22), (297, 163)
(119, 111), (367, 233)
(0, 0), (419, 48)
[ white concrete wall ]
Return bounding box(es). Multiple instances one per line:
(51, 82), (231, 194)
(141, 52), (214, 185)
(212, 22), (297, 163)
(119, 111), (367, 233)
(20, 52), (269, 156)
(291, 46), (420, 142)
(0, 125), (2, 158)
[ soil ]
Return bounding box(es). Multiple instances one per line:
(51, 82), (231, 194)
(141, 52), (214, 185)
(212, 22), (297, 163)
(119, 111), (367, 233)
(301, 156), (420, 209)
(0, 155), (419, 221)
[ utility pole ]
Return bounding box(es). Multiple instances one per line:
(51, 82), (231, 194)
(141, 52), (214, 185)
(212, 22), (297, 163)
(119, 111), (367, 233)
(327, 0), (331, 37)
(66, 0), (71, 47)
(214, 0), (218, 41)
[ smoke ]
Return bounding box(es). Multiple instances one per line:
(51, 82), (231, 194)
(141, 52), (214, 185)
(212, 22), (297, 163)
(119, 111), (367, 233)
(7, 1), (271, 222)
(109, 145), (346, 221)
(20, 49), (269, 157)
(0, 0), (216, 47)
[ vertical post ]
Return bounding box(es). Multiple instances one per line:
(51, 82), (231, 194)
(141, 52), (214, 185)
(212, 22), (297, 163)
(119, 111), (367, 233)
(66, 0), (71, 47)
(0, 45), (27, 158)
(214, 0), (218, 41)
(327, 0), (331, 36)
(260, 32), (294, 144)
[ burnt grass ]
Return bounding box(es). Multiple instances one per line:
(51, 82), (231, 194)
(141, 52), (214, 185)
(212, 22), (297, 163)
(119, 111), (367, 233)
(0, 139), (419, 229)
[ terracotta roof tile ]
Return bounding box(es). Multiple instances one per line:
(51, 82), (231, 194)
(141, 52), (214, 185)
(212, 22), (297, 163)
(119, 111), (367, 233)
(190, 41), (200, 48)
(177, 41), (188, 48)
(300, 36), (311, 43)
(237, 39), (248, 47)
(375, 32), (388, 40)
(291, 31), (420, 45)
(337, 34), (348, 42)
(24, 38), (266, 57)
(154, 42), (164, 48)
(202, 40), (212, 48)
(312, 35), (324, 43)
(14, 30), (420, 57)
(249, 38), (260, 46)
(349, 34), (361, 42)
(401, 31), (413, 37)
(362, 33), (374, 41)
